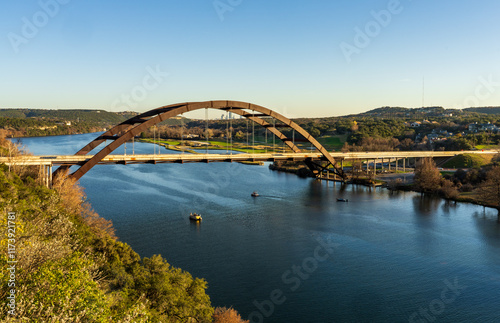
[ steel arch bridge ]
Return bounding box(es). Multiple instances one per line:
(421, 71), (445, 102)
(55, 100), (345, 181)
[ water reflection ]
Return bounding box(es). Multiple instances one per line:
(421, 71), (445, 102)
(472, 209), (500, 246)
(412, 194), (441, 216)
(441, 199), (458, 216)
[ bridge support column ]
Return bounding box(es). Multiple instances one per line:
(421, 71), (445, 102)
(39, 164), (52, 188)
(403, 158), (406, 173)
(48, 164), (52, 188)
(40, 165), (44, 187)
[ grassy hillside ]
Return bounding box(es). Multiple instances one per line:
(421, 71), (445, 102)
(442, 153), (493, 169)
(317, 135), (347, 151)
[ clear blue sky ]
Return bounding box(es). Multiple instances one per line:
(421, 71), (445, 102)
(1, 0), (500, 117)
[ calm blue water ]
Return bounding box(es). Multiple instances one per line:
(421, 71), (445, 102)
(19, 134), (500, 322)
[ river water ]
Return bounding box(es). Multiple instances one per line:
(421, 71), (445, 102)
(18, 133), (500, 322)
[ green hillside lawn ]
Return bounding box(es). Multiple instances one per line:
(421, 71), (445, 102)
(442, 153), (493, 168)
(318, 135), (347, 151)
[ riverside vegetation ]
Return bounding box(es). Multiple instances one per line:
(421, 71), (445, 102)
(0, 138), (248, 322)
(412, 157), (500, 220)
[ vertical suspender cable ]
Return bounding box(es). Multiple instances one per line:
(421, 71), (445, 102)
(273, 119), (276, 154)
(252, 110), (255, 155)
(226, 111), (229, 154)
(205, 108), (209, 154)
(265, 124), (267, 154)
(246, 118), (249, 150)
(230, 109), (233, 155)
(181, 113), (184, 155)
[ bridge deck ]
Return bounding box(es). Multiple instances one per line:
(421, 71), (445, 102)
(0, 150), (494, 166)
(0, 153), (323, 166)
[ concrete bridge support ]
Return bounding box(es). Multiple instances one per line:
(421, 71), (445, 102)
(39, 164), (52, 188)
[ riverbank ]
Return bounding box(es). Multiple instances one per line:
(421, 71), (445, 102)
(269, 161), (500, 220)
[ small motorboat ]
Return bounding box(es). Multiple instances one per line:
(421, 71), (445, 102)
(251, 191), (260, 197)
(337, 198), (348, 202)
(189, 213), (202, 221)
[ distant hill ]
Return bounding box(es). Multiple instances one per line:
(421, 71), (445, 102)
(352, 106), (460, 118)
(354, 106), (500, 118)
(348, 105), (500, 118)
(0, 109), (137, 124)
(463, 107), (500, 115)
(0, 108), (190, 127)
(0, 109), (191, 138)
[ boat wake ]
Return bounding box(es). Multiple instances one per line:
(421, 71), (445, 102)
(256, 195), (283, 199)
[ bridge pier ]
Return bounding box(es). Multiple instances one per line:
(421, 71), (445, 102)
(39, 164), (52, 188)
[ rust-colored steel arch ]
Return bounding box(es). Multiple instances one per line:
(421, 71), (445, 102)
(56, 100), (344, 181)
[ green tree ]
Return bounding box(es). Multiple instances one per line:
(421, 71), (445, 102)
(21, 253), (110, 321)
(309, 127), (320, 138)
(137, 255), (214, 322)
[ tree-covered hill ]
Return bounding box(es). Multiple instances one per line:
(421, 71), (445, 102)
(464, 107), (500, 114)
(0, 109), (137, 124)
(0, 109), (190, 138)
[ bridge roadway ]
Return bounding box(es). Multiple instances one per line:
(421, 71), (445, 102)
(0, 150), (495, 166)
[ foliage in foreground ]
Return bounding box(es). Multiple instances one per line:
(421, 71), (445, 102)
(0, 137), (221, 321)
